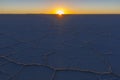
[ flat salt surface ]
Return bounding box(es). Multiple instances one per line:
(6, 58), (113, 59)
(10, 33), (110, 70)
(0, 14), (120, 80)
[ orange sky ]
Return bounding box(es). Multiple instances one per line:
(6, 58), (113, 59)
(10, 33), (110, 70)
(0, 0), (120, 14)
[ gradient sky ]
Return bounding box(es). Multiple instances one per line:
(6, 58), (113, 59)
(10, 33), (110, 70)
(0, 0), (120, 14)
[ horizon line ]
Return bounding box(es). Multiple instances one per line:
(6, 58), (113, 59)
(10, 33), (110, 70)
(0, 13), (120, 15)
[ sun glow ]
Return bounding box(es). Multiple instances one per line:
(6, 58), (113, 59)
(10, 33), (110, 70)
(56, 10), (64, 15)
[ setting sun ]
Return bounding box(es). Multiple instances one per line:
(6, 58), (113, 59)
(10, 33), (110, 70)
(56, 10), (64, 15)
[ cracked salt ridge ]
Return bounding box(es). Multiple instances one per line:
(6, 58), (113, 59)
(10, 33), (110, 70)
(0, 15), (120, 80)
(2, 38), (120, 79)
(0, 55), (120, 80)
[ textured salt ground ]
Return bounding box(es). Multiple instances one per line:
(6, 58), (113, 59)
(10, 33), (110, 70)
(0, 14), (120, 80)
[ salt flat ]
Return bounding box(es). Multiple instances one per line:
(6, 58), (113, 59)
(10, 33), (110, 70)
(0, 14), (120, 80)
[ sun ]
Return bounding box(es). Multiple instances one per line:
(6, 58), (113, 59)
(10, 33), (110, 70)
(56, 10), (64, 15)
